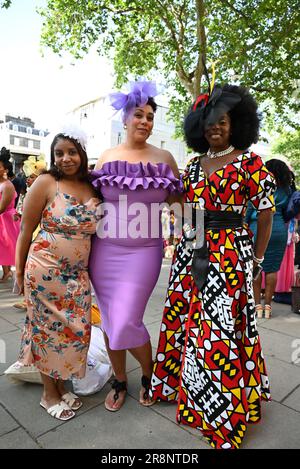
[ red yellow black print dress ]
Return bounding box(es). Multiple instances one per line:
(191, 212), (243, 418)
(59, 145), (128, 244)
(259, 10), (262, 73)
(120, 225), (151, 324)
(150, 152), (276, 449)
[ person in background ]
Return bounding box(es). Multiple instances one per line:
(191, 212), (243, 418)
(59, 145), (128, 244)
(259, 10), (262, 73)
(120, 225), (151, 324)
(1, 148), (26, 208)
(273, 218), (299, 304)
(273, 172), (300, 304)
(246, 159), (293, 318)
(11, 168), (26, 208)
(0, 147), (21, 282)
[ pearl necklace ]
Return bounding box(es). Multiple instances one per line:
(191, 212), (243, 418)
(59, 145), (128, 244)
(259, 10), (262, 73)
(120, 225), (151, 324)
(207, 145), (235, 159)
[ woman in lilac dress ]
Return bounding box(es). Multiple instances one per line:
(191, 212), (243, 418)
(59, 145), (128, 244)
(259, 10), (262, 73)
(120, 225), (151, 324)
(89, 81), (182, 411)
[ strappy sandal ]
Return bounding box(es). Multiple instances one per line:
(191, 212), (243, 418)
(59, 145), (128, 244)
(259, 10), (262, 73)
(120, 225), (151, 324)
(13, 302), (27, 310)
(40, 401), (75, 421)
(255, 304), (264, 319)
(0, 271), (13, 283)
(139, 375), (155, 407)
(104, 379), (127, 412)
(61, 391), (83, 411)
(264, 304), (272, 319)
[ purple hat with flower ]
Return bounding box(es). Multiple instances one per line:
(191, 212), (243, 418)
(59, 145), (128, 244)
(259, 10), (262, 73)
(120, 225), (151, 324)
(109, 80), (159, 122)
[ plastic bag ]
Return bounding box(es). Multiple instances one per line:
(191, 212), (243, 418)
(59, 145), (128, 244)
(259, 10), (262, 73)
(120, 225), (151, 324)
(72, 325), (113, 395)
(4, 361), (42, 384)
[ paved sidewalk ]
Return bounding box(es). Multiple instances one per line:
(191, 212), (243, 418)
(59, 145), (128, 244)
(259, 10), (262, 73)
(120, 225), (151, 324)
(0, 261), (300, 449)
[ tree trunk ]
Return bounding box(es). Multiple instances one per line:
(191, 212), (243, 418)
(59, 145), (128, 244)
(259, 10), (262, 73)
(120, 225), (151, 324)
(194, 0), (207, 98)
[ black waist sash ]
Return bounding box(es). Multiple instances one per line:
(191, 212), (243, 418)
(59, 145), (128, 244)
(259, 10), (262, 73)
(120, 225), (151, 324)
(191, 210), (244, 291)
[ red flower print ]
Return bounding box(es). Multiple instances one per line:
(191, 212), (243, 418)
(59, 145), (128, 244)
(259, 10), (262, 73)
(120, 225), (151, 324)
(32, 352), (41, 361)
(33, 240), (50, 251)
(55, 301), (62, 311)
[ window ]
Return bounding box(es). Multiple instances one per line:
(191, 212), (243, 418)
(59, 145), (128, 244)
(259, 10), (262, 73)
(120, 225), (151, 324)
(39, 130), (44, 137)
(117, 132), (122, 144)
(19, 138), (29, 147)
(33, 141), (40, 149)
(10, 135), (14, 145)
(26, 127), (32, 134)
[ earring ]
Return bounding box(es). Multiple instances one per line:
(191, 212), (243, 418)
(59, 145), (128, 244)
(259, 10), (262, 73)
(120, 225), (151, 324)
(123, 124), (127, 130)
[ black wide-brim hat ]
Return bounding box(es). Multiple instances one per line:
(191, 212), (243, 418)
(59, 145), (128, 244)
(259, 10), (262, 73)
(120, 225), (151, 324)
(184, 85), (242, 142)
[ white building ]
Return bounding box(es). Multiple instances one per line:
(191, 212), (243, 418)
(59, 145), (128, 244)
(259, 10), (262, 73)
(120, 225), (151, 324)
(69, 97), (188, 169)
(0, 115), (48, 171)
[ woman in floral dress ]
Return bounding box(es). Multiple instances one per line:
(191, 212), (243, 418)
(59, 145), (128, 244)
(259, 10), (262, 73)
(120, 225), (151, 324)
(15, 127), (100, 421)
(150, 84), (276, 449)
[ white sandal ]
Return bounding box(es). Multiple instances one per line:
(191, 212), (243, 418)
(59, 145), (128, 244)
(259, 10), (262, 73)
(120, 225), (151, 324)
(264, 304), (272, 319)
(61, 392), (83, 410)
(255, 304), (264, 319)
(40, 400), (75, 421)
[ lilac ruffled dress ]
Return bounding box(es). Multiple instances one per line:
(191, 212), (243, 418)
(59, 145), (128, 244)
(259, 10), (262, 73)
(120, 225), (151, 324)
(89, 160), (182, 350)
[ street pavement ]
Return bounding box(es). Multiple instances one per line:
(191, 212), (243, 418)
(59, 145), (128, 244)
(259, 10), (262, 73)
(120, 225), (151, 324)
(0, 260), (300, 450)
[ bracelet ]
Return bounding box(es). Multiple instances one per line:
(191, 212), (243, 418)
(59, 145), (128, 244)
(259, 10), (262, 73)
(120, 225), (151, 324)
(253, 254), (264, 264)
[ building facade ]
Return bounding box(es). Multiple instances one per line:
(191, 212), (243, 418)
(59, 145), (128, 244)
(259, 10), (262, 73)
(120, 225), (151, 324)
(0, 115), (48, 172)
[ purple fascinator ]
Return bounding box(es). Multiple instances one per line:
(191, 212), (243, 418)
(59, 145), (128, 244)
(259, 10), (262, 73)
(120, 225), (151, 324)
(109, 80), (159, 122)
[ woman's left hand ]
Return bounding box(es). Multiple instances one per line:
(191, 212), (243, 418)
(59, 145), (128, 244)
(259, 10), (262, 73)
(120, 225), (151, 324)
(85, 197), (101, 211)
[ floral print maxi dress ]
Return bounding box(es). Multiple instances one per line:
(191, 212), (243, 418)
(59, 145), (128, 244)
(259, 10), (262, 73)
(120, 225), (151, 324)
(19, 184), (99, 380)
(150, 152), (276, 449)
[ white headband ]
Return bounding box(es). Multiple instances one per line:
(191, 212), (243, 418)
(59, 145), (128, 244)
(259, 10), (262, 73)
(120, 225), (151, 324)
(54, 122), (88, 151)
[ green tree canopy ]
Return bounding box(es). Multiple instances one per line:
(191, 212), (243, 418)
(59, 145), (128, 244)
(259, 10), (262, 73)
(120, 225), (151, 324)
(0, 1), (12, 8)
(271, 129), (300, 183)
(3, 1), (300, 132)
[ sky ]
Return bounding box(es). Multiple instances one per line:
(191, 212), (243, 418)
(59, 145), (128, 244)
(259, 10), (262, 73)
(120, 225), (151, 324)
(0, 0), (114, 130)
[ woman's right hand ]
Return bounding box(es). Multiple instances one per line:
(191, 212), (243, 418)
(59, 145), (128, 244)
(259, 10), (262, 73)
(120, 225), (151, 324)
(15, 273), (24, 295)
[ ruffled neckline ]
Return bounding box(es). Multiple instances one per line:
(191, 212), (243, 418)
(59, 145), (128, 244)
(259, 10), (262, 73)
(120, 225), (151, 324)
(89, 160), (183, 192)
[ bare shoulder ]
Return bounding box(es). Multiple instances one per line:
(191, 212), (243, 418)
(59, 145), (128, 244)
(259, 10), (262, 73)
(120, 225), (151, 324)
(22, 174), (56, 219)
(27, 174), (55, 197)
(153, 147), (180, 178)
(33, 173), (55, 186)
(95, 146), (122, 169)
(1, 179), (15, 193)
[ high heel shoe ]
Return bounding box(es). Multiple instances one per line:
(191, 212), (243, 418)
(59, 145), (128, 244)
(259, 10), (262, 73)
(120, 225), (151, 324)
(264, 304), (272, 319)
(255, 304), (264, 319)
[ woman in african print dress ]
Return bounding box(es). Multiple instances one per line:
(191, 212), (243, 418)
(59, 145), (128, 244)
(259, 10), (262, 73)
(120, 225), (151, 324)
(150, 84), (276, 449)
